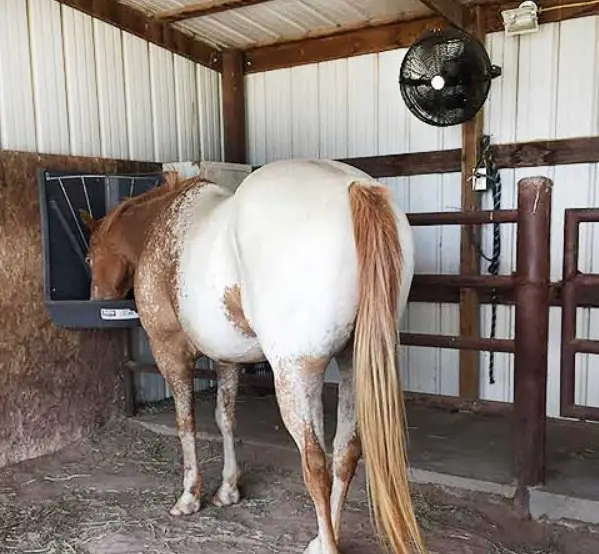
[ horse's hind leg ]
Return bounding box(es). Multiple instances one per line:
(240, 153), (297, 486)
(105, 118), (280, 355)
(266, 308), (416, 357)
(148, 334), (201, 517)
(303, 344), (360, 553)
(212, 361), (241, 507)
(272, 357), (338, 554)
(329, 344), (361, 540)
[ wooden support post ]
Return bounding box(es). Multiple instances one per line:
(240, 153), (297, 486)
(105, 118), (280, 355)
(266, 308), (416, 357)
(222, 50), (247, 164)
(459, 6), (484, 399)
(513, 177), (551, 486)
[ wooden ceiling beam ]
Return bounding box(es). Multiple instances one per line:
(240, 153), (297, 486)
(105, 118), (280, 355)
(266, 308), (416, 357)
(244, 16), (447, 73)
(244, 0), (599, 73)
(417, 0), (467, 29)
(154, 0), (274, 23)
(56, 0), (222, 71)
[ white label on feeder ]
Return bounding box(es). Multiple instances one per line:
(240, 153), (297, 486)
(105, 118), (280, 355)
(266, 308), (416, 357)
(100, 308), (139, 321)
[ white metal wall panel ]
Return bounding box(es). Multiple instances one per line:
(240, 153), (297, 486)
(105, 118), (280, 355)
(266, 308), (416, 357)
(556, 18), (599, 138)
(28, 0), (70, 154)
(515, 24), (560, 142)
(291, 65), (320, 158)
(246, 72), (267, 164)
(244, 16), (599, 414)
(347, 55), (379, 157)
(400, 173), (460, 396)
(150, 45), (177, 162)
(318, 59), (349, 160)
(94, 19), (129, 159)
(378, 50), (409, 156)
(197, 64), (223, 162)
(62, 5), (101, 157)
(0, 0), (36, 150)
(123, 33), (154, 161)
(0, 0), (221, 167)
(265, 69), (293, 160)
(175, 55), (200, 161)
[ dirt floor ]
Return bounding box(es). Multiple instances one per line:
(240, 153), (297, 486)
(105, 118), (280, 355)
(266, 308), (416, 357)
(2, 398), (599, 554)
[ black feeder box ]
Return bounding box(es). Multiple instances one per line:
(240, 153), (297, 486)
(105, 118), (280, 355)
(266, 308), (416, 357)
(38, 169), (164, 329)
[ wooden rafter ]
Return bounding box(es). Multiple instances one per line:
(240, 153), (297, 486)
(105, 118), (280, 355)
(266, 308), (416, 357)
(244, 16), (446, 73)
(154, 0), (274, 23)
(56, 0), (222, 71)
(243, 0), (599, 73)
(418, 0), (466, 29)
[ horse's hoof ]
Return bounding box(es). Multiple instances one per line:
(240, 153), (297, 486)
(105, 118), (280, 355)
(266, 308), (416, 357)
(212, 482), (241, 507)
(169, 492), (201, 516)
(304, 538), (321, 554)
(303, 537), (339, 554)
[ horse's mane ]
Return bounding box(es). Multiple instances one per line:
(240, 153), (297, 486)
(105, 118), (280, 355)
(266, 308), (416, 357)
(96, 173), (210, 236)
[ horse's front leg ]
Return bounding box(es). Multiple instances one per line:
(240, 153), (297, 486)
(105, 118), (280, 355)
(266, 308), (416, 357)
(212, 361), (241, 507)
(149, 334), (201, 516)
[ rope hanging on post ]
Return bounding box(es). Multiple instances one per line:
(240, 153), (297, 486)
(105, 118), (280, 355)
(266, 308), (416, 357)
(472, 135), (502, 385)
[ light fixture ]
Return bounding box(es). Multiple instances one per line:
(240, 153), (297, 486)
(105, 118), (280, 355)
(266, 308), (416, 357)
(501, 1), (540, 36)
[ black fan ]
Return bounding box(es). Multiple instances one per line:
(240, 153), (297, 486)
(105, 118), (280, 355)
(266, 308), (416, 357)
(399, 26), (502, 127)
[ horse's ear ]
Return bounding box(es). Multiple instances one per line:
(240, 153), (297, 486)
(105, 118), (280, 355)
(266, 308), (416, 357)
(162, 171), (180, 190)
(79, 209), (98, 232)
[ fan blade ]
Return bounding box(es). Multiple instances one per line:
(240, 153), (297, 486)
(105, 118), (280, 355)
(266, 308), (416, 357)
(399, 77), (432, 86)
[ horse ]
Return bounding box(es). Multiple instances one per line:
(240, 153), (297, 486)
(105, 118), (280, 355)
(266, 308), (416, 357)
(80, 158), (424, 554)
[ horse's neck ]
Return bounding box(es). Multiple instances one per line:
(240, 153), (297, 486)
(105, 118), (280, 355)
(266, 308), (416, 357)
(117, 194), (174, 266)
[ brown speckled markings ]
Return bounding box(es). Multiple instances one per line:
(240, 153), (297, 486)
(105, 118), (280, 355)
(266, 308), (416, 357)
(222, 284), (255, 338)
(212, 361), (242, 506)
(272, 356), (339, 553)
(0, 150), (160, 469)
(298, 354), (331, 375)
(82, 173), (246, 518)
(329, 342), (362, 540)
(134, 184), (204, 516)
(79, 163), (421, 553)
(303, 425), (334, 532)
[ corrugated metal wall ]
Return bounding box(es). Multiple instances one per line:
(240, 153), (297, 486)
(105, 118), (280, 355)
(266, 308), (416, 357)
(245, 16), (599, 417)
(0, 0), (223, 163)
(0, 0), (224, 404)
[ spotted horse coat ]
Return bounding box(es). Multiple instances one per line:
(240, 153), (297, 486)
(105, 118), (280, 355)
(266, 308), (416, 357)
(82, 159), (425, 554)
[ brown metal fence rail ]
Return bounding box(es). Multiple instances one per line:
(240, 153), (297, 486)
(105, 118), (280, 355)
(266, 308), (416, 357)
(404, 176), (552, 487)
(560, 208), (599, 421)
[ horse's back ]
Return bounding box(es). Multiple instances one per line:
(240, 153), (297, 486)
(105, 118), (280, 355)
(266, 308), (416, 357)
(231, 159), (396, 362)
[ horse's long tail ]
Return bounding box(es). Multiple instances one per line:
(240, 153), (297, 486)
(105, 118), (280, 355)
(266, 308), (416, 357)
(348, 181), (425, 554)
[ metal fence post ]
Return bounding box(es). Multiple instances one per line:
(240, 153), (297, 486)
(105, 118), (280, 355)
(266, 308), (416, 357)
(513, 176), (552, 487)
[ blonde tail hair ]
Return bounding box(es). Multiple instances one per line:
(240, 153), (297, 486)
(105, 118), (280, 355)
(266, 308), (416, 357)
(348, 182), (425, 554)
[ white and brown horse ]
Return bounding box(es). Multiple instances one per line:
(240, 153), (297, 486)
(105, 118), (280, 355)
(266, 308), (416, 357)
(81, 159), (424, 554)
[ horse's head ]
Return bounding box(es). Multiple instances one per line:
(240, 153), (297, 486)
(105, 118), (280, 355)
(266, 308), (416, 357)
(79, 173), (206, 301)
(80, 209), (134, 301)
